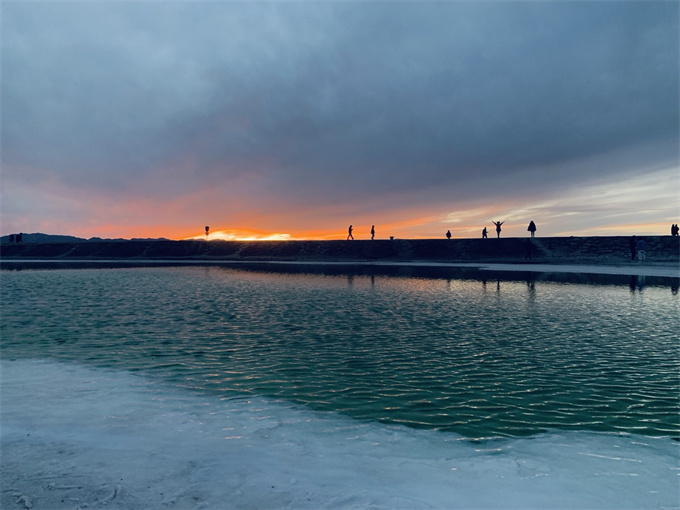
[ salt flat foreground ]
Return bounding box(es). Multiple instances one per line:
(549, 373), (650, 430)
(2, 359), (677, 510)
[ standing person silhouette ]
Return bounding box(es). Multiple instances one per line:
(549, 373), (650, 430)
(446, 230), (451, 239)
(636, 238), (646, 262)
(347, 225), (354, 240)
(629, 235), (637, 262)
(482, 227), (487, 239)
(492, 221), (504, 239)
(371, 225), (375, 240)
(527, 221), (536, 237)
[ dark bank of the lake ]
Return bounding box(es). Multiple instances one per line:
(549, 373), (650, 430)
(1, 236), (679, 267)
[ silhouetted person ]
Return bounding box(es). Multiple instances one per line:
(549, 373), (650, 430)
(492, 221), (504, 238)
(205, 226), (210, 237)
(527, 221), (536, 237)
(446, 230), (451, 240)
(636, 238), (646, 262)
(629, 235), (637, 262)
(524, 238), (532, 260)
(371, 225), (375, 240)
(672, 224), (679, 236)
(347, 225), (354, 240)
(8, 234), (14, 243)
(16, 233), (23, 243)
(482, 227), (487, 239)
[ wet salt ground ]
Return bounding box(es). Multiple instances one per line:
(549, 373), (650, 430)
(2, 359), (678, 510)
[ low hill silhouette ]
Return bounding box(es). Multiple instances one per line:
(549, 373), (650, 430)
(0, 233), (171, 244)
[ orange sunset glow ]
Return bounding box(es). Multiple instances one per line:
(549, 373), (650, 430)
(1, 2), (677, 242)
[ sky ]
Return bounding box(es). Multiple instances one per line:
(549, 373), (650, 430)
(1, 1), (678, 241)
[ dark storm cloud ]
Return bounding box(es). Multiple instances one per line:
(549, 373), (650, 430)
(2, 2), (678, 206)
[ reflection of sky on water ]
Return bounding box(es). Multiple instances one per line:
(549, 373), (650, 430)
(6, 258), (677, 293)
(2, 264), (677, 439)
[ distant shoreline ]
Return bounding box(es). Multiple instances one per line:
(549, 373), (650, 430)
(1, 236), (678, 278)
(2, 258), (677, 278)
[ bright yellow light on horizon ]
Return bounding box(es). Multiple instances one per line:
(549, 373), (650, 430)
(184, 230), (294, 241)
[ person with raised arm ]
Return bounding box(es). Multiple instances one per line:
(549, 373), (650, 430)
(492, 221), (505, 239)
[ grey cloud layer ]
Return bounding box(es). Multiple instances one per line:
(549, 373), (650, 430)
(3, 2), (678, 207)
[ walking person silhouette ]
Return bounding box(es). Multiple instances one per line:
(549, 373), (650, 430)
(347, 225), (354, 240)
(371, 225), (375, 240)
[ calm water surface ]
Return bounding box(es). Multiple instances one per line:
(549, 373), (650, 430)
(2, 264), (678, 439)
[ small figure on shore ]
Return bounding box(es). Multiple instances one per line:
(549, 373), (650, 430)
(371, 225), (375, 240)
(16, 233), (23, 243)
(636, 238), (646, 262)
(527, 221), (536, 238)
(482, 227), (487, 239)
(8, 234), (14, 243)
(205, 226), (210, 238)
(347, 225), (354, 240)
(672, 224), (679, 236)
(524, 238), (532, 261)
(629, 235), (637, 262)
(446, 230), (451, 240)
(492, 221), (504, 239)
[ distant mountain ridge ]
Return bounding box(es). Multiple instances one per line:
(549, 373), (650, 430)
(1, 233), (87, 244)
(1, 233), (169, 243)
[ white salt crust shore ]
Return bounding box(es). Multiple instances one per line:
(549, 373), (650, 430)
(250, 260), (680, 278)
(2, 359), (678, 510)
(450, 262), (678, 278)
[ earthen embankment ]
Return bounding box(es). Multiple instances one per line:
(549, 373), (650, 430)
(1, 236), (678, 265)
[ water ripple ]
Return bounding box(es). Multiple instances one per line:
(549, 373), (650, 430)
(1, 266), (678, 439)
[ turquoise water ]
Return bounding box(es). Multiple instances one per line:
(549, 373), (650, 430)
(1, 264), (678, 439)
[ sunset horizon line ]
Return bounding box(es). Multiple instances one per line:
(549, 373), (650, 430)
(3, 221), (676, 243)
